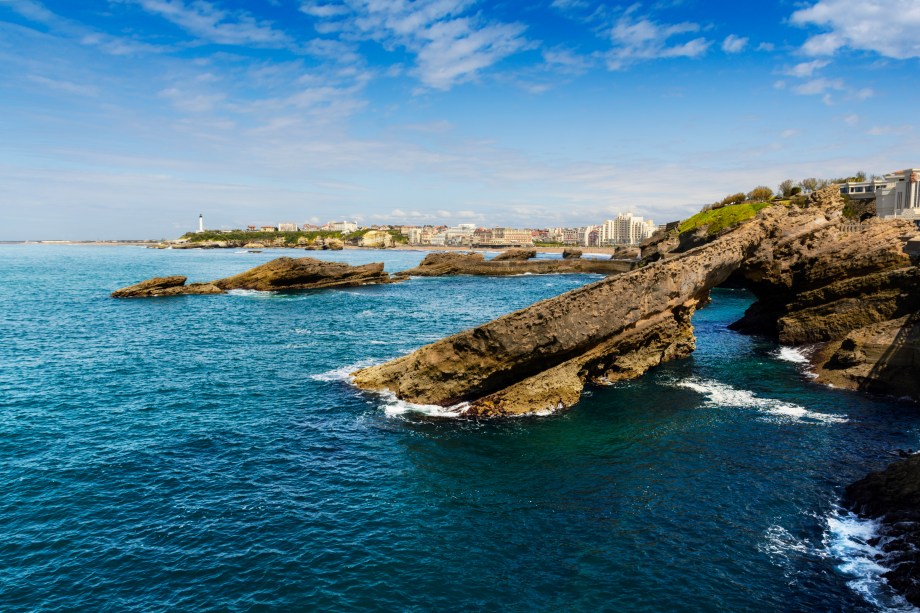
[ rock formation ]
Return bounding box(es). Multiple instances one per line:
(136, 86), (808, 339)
(491, 248), (537, 261)
(111, 276), (223, 297)
(354, 208), (782, 416)
(845, 454), (920, 607)
(395, 251), (633, 278)
(562, 249), (582, 259)
(112, 257), (391, 297)
(353, 186), (920, 415)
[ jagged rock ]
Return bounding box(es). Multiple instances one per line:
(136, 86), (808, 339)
(562, 249), (582, 259)
(111, 276), (224, 297)
(213, 257), (388, 291)
(243, 242), (266, 249)
(492, 248), (536, 261)
(354, 210), (783, 415)
(325, 238), (344, 251)
(394, 251), (633, 278)
(609, 245), (641, 260)
(354, 186), (920, 416)
(812, 314), (920, 401)
(845, 455), (920, 607)
(113, 257), (391, 297)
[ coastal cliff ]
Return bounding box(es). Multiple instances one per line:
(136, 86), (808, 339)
(112, 257), (391, 297)
(353, 186), (920, 415)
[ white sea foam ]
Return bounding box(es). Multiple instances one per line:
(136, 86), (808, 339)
(379, 391), (470, 418)
(309, 359), (379, 382)
(824, 511), (918, 612)
(676, 378), (847, 424)
(775, 345), (810, 364)
(226, 289), (278, 298)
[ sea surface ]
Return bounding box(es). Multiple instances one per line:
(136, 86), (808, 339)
(2, 244), (919, 612)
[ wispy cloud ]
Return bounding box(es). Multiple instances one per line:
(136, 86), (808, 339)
(784, 59), (829, 78)
(299, 0), (530, 90)
(126, 0), (292, 47)
(792, 0), (920, 59)
(27, 74), (99, 97)
(721, 34), (747, 54)
(606, 10), (710, 70)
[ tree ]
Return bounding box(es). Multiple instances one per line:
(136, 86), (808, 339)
(778, 179), (796, 197)
(721, 192), (746, 206)
(747, 186), (773, 202)
(790, 186), (802, 196)
(801, 178), (818, 193)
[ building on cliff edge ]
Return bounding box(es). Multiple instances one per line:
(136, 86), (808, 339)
(840, 168), (920, 220)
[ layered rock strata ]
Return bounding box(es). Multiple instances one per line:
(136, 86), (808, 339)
(112, 257), (391, 297)
(395, 251), (633, 278)
(354, 208), (800, 416)
(354, 186), (920, 415)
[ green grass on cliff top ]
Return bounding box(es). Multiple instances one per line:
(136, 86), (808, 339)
(679, 201), (773, 235)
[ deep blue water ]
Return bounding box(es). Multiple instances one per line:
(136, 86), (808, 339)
(2, 245), (919, 612)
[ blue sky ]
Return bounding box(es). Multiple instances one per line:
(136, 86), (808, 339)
(1, 0), (918, 240)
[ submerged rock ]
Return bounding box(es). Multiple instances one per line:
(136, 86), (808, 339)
(561, 249), (582, 259)
(113, 257), (391, 297)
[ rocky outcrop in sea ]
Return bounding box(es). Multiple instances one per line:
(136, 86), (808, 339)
(352, 186), (920, 416)
(112, 257), (391, 297)
(394, 250), (634, 278)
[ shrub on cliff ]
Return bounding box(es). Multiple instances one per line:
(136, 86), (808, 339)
(679, 201), (772, 236)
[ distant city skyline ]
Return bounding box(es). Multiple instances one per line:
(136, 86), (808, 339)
(1, 0), (919, 240)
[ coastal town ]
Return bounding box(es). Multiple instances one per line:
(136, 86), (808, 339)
(182, 167), (920, 250)
(200, 211), (662, 249)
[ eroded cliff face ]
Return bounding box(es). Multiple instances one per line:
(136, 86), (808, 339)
(353, 186), (920, 415)
(353, 203), (841, 415)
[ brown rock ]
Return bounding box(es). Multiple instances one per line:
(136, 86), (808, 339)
(394, 251), (633, 277)
(561, 249), (582, 259)
(111, 276), (225, 297)
(492, 248), (536, 261)
(113, 257), (392, 297)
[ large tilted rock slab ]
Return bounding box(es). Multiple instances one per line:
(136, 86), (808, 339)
(395, 251), (633, 278)
(212, 257), (389, 291)
(112, 257), (391, 297)
(353, 209), (810, 416)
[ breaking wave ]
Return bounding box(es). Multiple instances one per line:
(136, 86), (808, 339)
(676, 378), (847, 424)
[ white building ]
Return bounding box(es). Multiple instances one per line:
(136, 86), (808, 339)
(323, 220), (359, 233)
(443, 223), (477, 246)
(840, 168), (920, 220)
(599, 213), (656, 245)
(277, 223), (298, 232)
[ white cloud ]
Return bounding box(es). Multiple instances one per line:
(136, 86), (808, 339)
(792, 0), (920, 59)
(757, 42), (775, 52)
(781, 129), (798, 139)
(27, 74), (98, 97)
(607, 11), (710, 70)
(721, 34), (748, 54)
(792, 77), (844, 96)
(128, 0), (291, 47)
(844, 114), (859, 126)
(298, 0), (530, 90)
(784, 59), (829, 78)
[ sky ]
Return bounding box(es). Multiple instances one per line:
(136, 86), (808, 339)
(1, 0), (919, 240)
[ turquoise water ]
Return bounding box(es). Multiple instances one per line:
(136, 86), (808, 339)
(2, 245), (919, 611)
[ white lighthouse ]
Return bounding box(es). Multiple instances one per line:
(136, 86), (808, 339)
(198, 214), (204, 233)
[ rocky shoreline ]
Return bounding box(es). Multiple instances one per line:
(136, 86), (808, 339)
(353, 186), (920, 416)
(845, 453), (920, 607)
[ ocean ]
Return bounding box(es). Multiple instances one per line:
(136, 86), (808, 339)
(1, 244), (918, 611)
